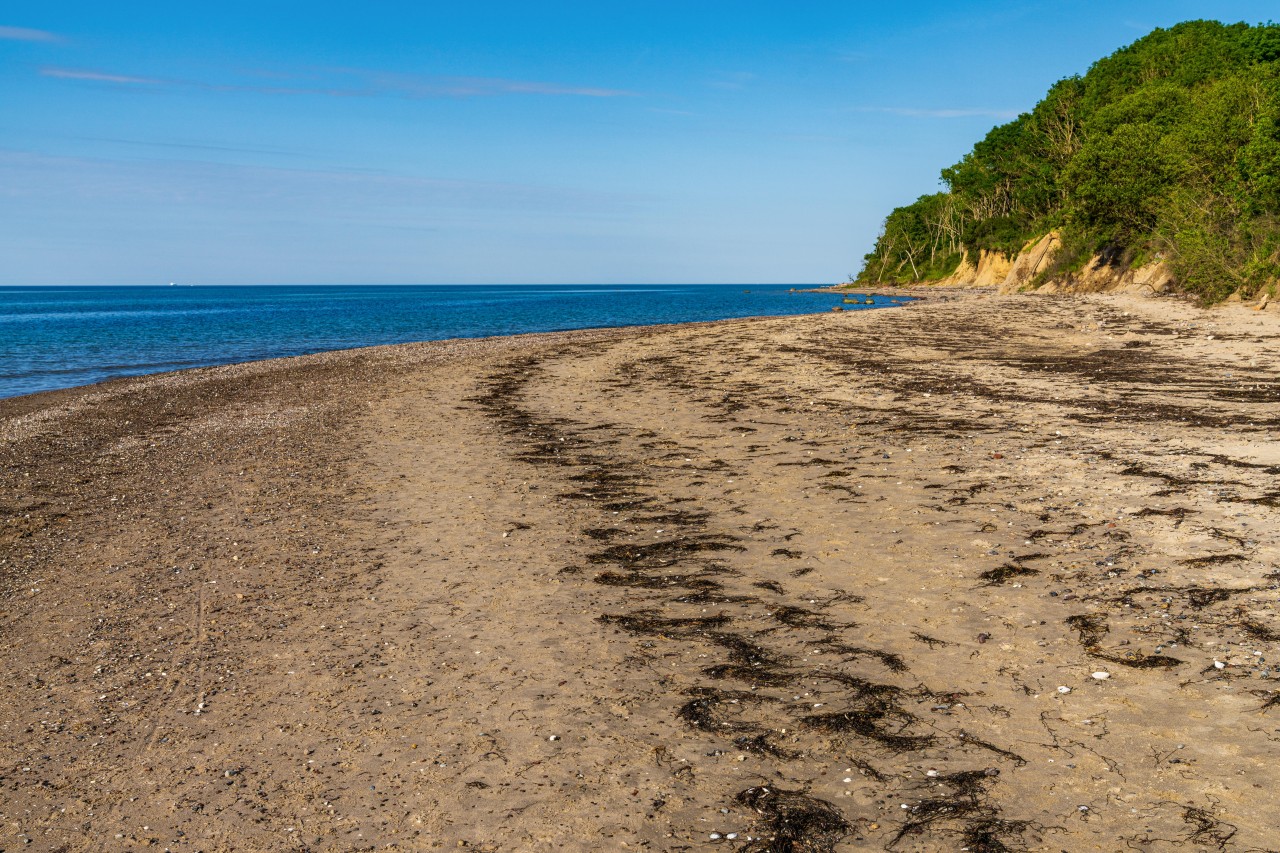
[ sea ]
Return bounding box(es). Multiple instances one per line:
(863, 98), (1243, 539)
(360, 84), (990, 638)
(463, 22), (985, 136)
(0, 284), (904, 400)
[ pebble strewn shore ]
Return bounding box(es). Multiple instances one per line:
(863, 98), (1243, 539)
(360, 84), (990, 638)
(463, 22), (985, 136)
(3, 291), (1279, 851)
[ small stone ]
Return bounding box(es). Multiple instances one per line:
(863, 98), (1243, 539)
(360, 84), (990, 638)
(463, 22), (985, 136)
(709, 833), (721, 840)
(1091, 671), (1110, 680)
(1057, 686), (1071, 694)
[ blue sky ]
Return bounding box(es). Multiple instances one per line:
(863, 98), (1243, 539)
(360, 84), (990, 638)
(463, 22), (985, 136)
(2, 2), (1277, 284)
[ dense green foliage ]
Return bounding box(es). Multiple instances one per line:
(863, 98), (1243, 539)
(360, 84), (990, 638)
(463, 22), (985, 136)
(857, 20), (1280, 301)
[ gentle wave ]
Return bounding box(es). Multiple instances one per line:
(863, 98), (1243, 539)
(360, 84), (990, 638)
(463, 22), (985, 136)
(0, 308), (257, 323)
(0, 358), (215, 380)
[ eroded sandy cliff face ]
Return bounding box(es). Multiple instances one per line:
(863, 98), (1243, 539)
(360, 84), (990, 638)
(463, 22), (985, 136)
(943, 232), (1252, 303)
(937, 247), (1013, 287)
(1025, 256), (1178, 296)
(867, 232), (1275, 309)
(996, 233), (1061, 292)
(993, 232), (1181, 296)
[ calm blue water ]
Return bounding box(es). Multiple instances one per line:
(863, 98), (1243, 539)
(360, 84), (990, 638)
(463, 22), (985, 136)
(0, 284), (904, 400)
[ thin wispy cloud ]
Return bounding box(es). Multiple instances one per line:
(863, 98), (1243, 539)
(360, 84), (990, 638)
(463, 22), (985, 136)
(74, 135), (302, 157)
(42, 67), (361, 95)
(392, 75), (631, 98)
(39, 65), (635, 99)
(860, 106), (1021, 120)
(42, 68), (164, 85)
(0, 24), (60, 42)
(0, 148), (638, 213)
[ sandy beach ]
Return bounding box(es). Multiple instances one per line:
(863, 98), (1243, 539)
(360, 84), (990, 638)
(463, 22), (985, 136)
(3, 290), (1279, 852)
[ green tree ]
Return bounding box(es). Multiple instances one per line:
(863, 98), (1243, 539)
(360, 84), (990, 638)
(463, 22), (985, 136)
(857, 19), (1280, 302)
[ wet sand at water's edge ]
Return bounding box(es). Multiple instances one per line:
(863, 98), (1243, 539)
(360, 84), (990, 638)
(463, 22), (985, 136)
(3, 290), (1280, 851)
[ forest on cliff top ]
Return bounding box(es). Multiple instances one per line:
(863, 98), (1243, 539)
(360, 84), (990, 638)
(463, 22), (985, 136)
(857, 20), (1280, 302)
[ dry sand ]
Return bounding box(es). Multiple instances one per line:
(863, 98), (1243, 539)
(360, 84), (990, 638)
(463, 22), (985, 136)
(2, 290), (1279, 852)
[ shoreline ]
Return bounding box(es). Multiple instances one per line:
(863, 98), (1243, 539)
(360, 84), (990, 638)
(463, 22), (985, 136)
(0, 284), (862, 405)
(0, 310), (852, 413)
(3, 290), (1279, 850)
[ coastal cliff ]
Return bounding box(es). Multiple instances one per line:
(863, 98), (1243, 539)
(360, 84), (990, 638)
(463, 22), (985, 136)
(856, 20), (1280, 305)
(940, 232), (1181, 297)
(935, 231), (1277, 306)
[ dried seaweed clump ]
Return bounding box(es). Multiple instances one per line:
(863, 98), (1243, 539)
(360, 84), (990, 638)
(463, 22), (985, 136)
(959, 817), (1033, 853)
(588, 535), (744, 567)
(597, 612), (730, 638)
(979, 563), (1039, 585)
(770, 605), (838, 631)
(1065, 613), (1182, 668)
(888, 770), (1029, 851)
(734, 785), (850, 853)
(1241, 619), (1280, 642)
(820, 639), (908, 672)
(803, 701), (935, 752)
(1181, 805), (1236, 849)
(676, 687), (774, 733)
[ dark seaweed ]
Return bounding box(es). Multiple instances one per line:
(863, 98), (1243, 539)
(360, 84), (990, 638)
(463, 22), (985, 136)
(735, 785), (850, 853)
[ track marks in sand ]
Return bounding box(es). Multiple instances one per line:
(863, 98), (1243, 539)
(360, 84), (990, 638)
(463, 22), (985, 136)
(472, 348), (1039, 851)
(470, 295), (1280, 850)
